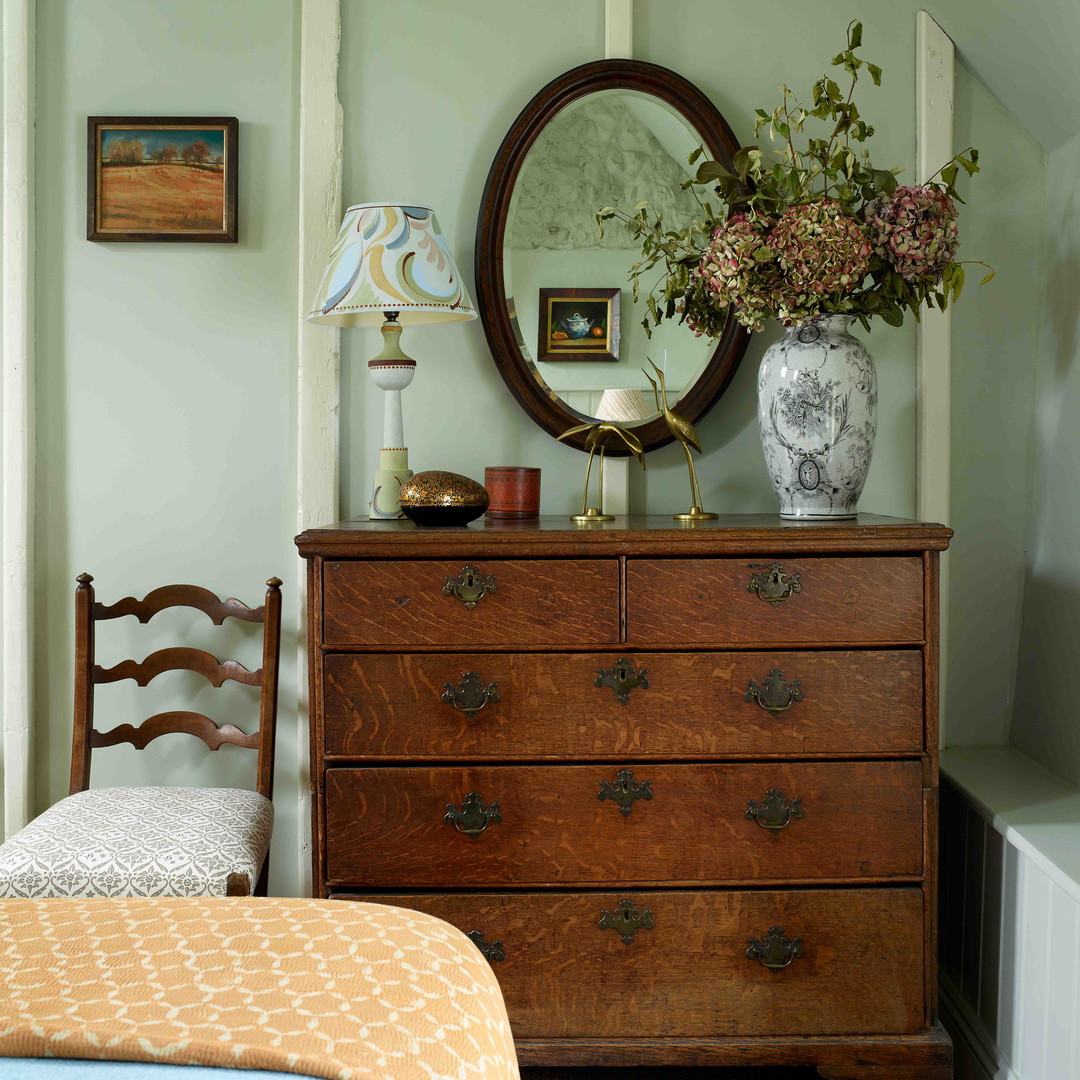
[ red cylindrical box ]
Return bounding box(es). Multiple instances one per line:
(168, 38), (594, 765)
(484, 466), (541, 519)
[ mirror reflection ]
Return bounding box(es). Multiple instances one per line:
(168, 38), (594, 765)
(503, 89), (713, 427)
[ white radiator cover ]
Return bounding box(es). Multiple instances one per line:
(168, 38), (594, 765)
(940, 748), (1080, 1080)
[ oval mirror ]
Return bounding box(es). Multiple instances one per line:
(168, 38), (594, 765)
(476, 59), (749, 454)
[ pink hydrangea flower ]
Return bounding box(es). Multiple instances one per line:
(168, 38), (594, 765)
(865, 185), (959, 285)
(694, 213), (778, 332)
(767, 199), (872, 325)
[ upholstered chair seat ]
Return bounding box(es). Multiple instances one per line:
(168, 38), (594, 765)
(0, 786), (273, 899)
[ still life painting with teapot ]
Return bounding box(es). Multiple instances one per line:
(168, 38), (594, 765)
(537, 287), (620, 362)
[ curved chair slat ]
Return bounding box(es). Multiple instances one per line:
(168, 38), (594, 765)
(94, 584), (265, 625)
(94, 648), (262, 688)
(91, 712), (260, 752)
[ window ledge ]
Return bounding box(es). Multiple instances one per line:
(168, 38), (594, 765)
(941, 745), (1080, 904)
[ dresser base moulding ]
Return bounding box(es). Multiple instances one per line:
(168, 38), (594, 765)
(514, 1025), (952, 1073)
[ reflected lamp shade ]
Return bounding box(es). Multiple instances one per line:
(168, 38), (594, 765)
(596, 388), (652, 423)
(307, 203), (477, 326)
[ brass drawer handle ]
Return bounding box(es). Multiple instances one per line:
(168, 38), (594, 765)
(746, 926), (804, 970)
(442, 564), (497, 609)
(444, 792), (503, 836)
(442, 672), (500, 718)
(597, 768), (653, 817)
(595, 658), (650, 705)
(744, 669), (804, 714)
(745, 788), (804, 833)
(466, 929), (506, 963)
(598, 898), (653, 945)
(747, 563), (802, 606)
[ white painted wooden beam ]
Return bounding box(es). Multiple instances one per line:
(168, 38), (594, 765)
(605, 0), (633, 59)
(296, 0), (343, 894)
(2, 0), (36, 838)
(916, 10), (954, 744)
(603, 0), (634, 514)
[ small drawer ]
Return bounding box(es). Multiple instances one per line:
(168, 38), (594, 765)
(323, 650), (924, 759)
(322, 559), (619, 647)
(332, 888), (925, 1037)
(324, 761), (925, 887)
(627, 556), (924, 645)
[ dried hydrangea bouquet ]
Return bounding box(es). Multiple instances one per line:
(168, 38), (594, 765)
(599, 21), (990, 517)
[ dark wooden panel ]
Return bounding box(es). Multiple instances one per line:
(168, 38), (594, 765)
(323, 649), (924, 759)
(512, 1026), (952, 1070)
(322, 559), (619, 647)
(295, 515), (953, 560)
(339, 889), (925, 1038)
(627, 556), (924, 645)
(325, 761), (925, 887)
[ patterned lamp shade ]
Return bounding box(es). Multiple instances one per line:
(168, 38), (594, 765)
(307, 204), (477, 326)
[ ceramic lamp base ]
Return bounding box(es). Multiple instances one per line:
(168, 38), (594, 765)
(370, 448), (412, 520)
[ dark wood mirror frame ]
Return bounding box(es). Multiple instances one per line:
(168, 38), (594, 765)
(476, 59), (750, 455)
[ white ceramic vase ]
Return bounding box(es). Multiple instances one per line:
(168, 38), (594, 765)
(756, 314), (877, 519)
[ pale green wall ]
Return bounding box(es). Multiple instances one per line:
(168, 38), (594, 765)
(1011, 129), (1080, 783)
(945, 63), (1045, 747)
(23, 0), (1058, 900)
(339, 0), (921, 519)
(32, 0), (303, 892)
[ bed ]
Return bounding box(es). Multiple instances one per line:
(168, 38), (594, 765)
(0, 897), (518, 1080)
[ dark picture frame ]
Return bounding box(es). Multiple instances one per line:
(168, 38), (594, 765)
(537, 287), (620, 362)
(87, 116), (238, 243)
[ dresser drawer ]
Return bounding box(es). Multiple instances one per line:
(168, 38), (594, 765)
(322, 559), (619, 647)
(324, 649), (924, 759)
(332, 888), (925, 1037)
(627, 556), (924, 645)
(324, 761), (924, 887)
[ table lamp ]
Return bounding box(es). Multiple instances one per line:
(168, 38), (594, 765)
(307, 203), (477, 519)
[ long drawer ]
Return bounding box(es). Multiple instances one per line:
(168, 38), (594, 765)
(324, 761), (925, 887)
(332, 888), (925, 1038)
(323, 649), (924, 759)
(322, 559), (619, 646)
(627, 556), (924, 645)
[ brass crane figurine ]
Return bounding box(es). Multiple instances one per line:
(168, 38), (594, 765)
(557, 420), (646, 522)
(643, 358), (717, 521)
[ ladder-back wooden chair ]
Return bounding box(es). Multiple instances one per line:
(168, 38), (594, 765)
(0, 574), (282, 899)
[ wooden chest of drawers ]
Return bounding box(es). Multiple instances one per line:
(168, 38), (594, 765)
(297, 515), (953, 1078)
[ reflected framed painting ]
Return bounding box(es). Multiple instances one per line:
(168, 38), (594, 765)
(86, 116), (238, 242)
(537, 287), (620, 362)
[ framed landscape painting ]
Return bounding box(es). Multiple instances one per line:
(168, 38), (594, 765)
(537, 287), (620, 362)
(87, 116), (238, 242)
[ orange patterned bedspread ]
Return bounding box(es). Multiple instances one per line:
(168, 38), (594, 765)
(0, 897), (518, 1080)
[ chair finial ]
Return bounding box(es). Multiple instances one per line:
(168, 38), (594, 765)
(266, 577), (282, 590)
(77, 573), (94, 587)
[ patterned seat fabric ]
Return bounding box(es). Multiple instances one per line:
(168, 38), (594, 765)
(0, 787), (273, 898)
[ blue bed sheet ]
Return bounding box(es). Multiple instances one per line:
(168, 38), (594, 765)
(0, 1063), (321, 1079)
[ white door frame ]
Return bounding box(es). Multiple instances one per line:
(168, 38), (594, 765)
(916, 10), (954, 744)
(2, 0), (36, 838)
(295, 0), (343, 895)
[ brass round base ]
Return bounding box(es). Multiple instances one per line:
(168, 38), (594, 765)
(572, 508), (615, 522)
(674, 506), (719, 521)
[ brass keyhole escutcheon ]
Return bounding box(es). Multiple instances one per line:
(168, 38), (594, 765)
(597, 768), (653, 816)
(443, 792), (502, 837)
(598, 898), (654, 945)
(442, 564), (497, 609)
(747, 563), (802, 606)
(595, 658), (650, 705)
(466, 930), (506, 964)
